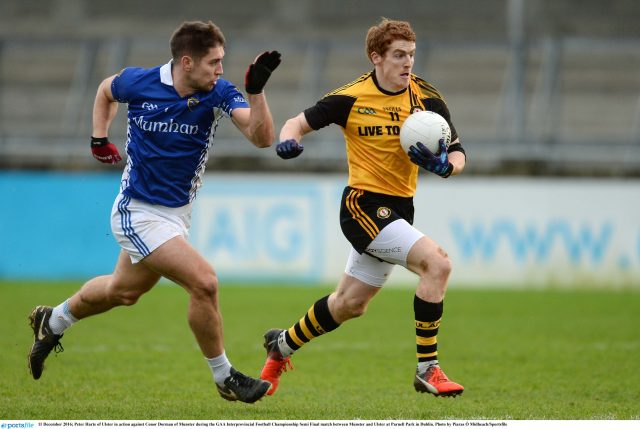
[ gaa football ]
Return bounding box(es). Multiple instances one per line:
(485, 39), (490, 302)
(399, 110), (451, 155)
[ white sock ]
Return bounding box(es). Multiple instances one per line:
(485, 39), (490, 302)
(49, 300), (79, 335)
(278, 330), (295, 358)
(206, 352), (232, 386)
(417, 360), (439, 374)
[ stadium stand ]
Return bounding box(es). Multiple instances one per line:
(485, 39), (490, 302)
(1, 0), (639, 175)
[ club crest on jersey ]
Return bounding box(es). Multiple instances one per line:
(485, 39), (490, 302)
(187, 97), (200, 111)
(377, 207), (391, 219)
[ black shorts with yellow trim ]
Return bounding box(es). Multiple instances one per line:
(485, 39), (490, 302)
(340, 186), (415, 254)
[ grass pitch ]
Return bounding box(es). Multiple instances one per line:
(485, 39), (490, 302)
(1, 281), (639, 420)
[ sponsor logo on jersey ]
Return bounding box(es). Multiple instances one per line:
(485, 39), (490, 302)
(142, 101), (159, 110)
(132, 116), (199, 135)
(357, 107), (376, 115)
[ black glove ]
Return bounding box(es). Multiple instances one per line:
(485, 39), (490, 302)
(276, 139), (304, 159)
(245, 51), (281, 94)
(408, 139), (453, 178)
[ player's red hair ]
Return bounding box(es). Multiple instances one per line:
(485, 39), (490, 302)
(365, 18), (416, 61)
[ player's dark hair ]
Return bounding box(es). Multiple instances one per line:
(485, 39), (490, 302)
(170, 21), (225, 62)
(365, 18), (416, 61)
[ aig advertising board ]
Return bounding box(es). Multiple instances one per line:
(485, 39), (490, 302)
(190, 175), (640, 288)
(1, 172), (638, 288)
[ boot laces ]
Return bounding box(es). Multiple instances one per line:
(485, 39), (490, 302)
(428, 366), (449, 384)
(266, 356), (293, 376)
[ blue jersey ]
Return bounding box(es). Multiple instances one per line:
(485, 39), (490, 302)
(111, 61), (249, 207)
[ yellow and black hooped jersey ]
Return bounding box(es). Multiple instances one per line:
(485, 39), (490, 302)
(304, 70), (459, 197)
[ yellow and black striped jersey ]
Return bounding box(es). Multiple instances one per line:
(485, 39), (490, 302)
(304, 70), (459, 197)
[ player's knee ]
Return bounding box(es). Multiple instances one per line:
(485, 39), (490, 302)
(419, 248), (452, 282)
(436, 251), (452, 280)
(347, 302), (368, 318)
(336, 296), (369, 319)
(189, 272), (219, 301)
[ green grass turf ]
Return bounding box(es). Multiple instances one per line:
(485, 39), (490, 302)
(1, 281), (639, 420)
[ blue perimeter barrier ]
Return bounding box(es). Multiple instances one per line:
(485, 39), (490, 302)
(0, 172), (121, 279)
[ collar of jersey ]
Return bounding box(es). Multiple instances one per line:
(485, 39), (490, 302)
(371, 69), (408, 96)
(160, 60), (174, 86)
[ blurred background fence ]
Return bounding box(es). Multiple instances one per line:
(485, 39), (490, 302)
(2, 0), (640, 286)
(1, 0), (640, 175)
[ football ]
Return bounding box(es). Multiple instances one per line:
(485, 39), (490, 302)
(399, 110), (451, 155)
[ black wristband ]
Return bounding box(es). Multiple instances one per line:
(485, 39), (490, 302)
(440, 162), (454, 178)
(447, 142), (466, 158)
(91, 136), (109, 147)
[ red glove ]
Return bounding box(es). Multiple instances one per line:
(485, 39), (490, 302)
(91, 137), (122, 164)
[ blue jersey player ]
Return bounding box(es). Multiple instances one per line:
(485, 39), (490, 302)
(27, 21), (279, 404)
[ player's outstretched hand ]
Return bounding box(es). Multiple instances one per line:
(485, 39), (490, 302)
(276, 139), (304, 159)
(408, 139), (453, 178)
(245, 51), (282, 94)
(91, 136), (122, 164)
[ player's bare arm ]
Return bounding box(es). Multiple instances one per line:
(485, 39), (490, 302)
(231, 99), (275, 148)
(232, 50), (282, 148)
(90, 74), (122, 164)
(92, 75), (118, 137)
(274, 112), (312, 159)
(280, 112), (313, 142)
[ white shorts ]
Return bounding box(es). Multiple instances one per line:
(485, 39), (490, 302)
(345, 219), (424, 287)
(111, 193), (192, 263)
